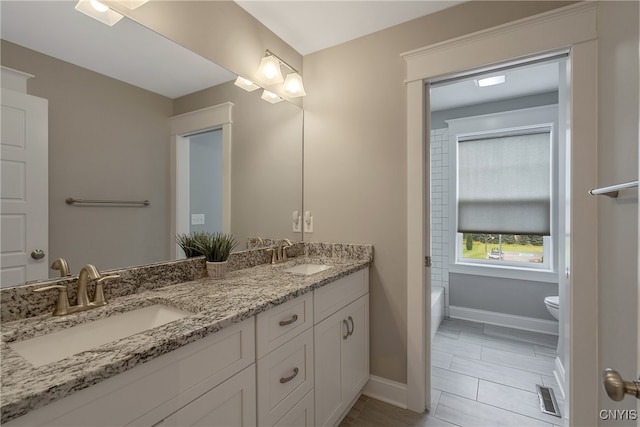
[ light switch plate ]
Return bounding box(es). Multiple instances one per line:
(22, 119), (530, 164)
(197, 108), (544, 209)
(293, 211), (302, 233)
(303, 211), (313, 233)
(191, 214), (205, 225)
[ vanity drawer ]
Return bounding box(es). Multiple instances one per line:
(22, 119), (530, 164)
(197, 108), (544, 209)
(273, 390), (314, 427)
(256, 292), (313, 358)
(257, 327), (314, 427)
(314, 268), (368, 324)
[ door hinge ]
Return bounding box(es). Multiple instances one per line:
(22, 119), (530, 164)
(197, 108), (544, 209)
(425, 256), (432, 268)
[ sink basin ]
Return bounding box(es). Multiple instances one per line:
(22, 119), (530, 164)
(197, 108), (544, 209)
(284, 264), (333, 276)
(9, 304), (193, 367)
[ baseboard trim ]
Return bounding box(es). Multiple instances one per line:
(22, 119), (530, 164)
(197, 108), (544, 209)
(362, 375), (408, 409)
(554, 356), (566, 400)
(449, 306), (559, 335)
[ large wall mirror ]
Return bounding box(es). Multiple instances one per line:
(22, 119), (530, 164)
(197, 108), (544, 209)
(0, 1), (303, 287)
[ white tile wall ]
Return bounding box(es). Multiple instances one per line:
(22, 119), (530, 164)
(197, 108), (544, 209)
(431, 128), (450, 316)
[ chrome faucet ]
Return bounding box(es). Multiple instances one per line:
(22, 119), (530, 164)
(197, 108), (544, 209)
(34, 264), (120, 316)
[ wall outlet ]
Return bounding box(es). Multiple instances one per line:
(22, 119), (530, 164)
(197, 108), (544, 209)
(191, 214), (205, 225)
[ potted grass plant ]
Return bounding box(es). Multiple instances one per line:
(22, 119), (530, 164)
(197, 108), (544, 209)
(193, 232), (237, 279)
(176, 232), (209, 258)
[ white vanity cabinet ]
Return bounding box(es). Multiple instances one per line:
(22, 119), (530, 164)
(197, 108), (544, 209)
(5, 266), (371, 427)
(6, 318), (256, 427)
(313, 269), (369, 427)
(256, 292), (315, 426)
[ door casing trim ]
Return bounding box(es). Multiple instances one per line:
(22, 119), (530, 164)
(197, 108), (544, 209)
(403, 3), (598, 425)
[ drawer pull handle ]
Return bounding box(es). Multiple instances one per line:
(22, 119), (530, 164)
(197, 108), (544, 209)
(348, 316), (355, 337)
(343, 319), (349, 339)
(280, 367), (299, 384)
(279, 314), (298, 327)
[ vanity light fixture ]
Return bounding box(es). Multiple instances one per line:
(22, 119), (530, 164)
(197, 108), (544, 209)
(283, 72), (306, 97)
(255, 50), (307, 98)
(75, 0), (123, 26)
(261, 90), (284, 104)
(475, 75), (507, 87)
(256, 54), (285, 85)
(234, 77), (261, 92)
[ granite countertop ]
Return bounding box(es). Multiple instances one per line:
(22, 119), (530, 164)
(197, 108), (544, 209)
(0, 256), (371, 423)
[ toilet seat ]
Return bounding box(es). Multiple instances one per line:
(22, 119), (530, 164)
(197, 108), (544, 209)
(544, 296), (559, 308)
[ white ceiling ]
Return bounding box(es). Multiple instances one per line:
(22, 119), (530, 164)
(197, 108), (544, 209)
(234, 1), (465, 56)
(1, 0), (558, 105)
(431, 61), (560, 111)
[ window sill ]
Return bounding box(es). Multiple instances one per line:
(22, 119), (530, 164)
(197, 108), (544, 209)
(449, 262), (559, 283)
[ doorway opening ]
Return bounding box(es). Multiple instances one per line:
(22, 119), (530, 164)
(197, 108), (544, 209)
(427, 55), (570, 425)
(169, 102), (233, 259)
(187, 128), (224, 235)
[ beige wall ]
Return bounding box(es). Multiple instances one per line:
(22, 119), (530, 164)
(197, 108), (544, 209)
(596, 1), (639, 421)
(302, 1), (575, 383)
(1, 40), (173, 275)
(174, 82), (303, 247)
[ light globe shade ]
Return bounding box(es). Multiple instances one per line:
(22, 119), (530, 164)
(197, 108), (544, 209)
(234, 76), (260, 92)
(75, 0), (123, 26)
(256, 55), (284, 85)
(283, 73), (306, 97)
(261, 90), (284, 104)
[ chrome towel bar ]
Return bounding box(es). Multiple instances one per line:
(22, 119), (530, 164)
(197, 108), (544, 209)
(589, 180), (638, 198)
(66, 198), (150, 206)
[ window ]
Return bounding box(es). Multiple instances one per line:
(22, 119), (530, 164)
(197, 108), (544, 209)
(461, 233), (546, 264)
(457, 130), (552, 236)
(446, 106), (559, 276)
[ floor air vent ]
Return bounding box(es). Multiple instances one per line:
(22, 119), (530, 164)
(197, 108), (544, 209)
(536, 384), (561, 417)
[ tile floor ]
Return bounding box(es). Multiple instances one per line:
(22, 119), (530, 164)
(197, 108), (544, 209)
(340, 318), (564, 427)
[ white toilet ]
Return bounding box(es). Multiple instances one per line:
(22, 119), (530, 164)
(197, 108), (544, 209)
(544, 295), (560, 320)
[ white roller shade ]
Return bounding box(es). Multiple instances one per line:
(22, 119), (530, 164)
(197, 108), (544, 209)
(457, 131), (551, 235)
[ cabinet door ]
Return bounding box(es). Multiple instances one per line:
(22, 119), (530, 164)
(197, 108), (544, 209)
(159, 364), (256, 427)
(314, 308), (346, 427)
(341, 295), (369, 400)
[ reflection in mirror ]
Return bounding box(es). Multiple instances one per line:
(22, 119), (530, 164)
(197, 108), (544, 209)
(0, 1), (302, 288)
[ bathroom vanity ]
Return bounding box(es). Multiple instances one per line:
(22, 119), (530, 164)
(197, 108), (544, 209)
(0, 243), (372, 427)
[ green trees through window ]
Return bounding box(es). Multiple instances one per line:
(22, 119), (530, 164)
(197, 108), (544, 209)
(461, 233), (544, 264)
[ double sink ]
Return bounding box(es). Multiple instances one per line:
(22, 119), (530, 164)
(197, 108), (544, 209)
(8, 264), (332, 368)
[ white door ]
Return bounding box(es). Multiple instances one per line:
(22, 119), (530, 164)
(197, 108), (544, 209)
(602, 119), (640, 424)
(1, 88), (48, 287)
